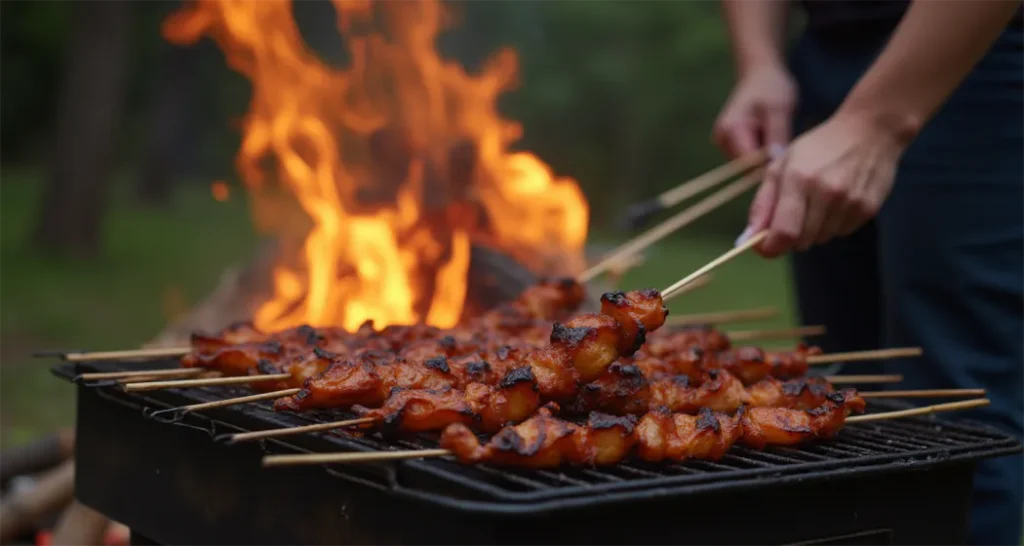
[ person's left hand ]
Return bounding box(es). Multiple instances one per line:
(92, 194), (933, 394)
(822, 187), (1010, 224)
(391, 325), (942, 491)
(741, 111), (908, 258)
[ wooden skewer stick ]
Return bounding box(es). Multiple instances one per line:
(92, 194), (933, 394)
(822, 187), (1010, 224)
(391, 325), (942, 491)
(124, 373), (291, 392)
(155, 388), (302, 417)
(58, 347), (190, 362)
(824, 374), (903, 384)
(727, 325), (826, 342)
(860, 388), (986, 399)
(661, 231), (768, 301)
(580, 170), (764, 283)
(76, 368), (204, 381)
(653, 151), (767, 211)
(847, 398), (990, 424)
(807, 347), (922, 365)
(227, 417), (377, 444)
(662, 274), (712, 299)
(666, 307), (777, 327)
(261, 397), (990, 468)
(264, 448), (451, 467)
(623, 151), (767, 230)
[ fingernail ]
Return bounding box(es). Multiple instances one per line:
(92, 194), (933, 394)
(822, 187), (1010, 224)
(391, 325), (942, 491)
(768, 144), (786, 160)
(735, 225), (756, 247)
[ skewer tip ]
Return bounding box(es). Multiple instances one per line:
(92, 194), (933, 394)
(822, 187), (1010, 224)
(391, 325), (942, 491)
(621, 199), (663, 231)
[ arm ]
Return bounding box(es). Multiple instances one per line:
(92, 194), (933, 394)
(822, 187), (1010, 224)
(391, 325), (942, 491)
(720, 0), (791, 75)
(713, 1), (795, 156)
(839, 0), (1022, 145)
(749, 0), (1022, 256)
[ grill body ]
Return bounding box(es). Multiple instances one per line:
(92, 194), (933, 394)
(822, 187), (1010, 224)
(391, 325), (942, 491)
(60, 362), (1021, 545)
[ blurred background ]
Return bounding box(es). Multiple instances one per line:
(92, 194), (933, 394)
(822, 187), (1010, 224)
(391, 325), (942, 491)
(0, 0), (799, 448)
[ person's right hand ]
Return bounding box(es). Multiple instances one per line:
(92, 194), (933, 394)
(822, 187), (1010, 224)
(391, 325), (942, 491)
(712, 63), (798, 158)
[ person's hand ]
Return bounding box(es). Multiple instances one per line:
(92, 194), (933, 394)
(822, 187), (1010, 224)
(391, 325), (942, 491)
(713, 63), (798, 157)
(741, 112), (907, 257)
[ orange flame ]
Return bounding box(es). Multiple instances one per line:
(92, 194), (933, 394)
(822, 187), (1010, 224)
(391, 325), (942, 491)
(164, 0), (588, 332)
(210, 181), (231, 202)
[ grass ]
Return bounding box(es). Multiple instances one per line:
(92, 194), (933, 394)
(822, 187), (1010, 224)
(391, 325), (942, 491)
(0, 166), (795, 447)
(0, 167), (258, 446)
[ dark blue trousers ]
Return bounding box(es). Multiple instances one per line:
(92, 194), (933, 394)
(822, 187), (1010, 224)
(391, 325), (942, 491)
(788, 26), (1024, 545)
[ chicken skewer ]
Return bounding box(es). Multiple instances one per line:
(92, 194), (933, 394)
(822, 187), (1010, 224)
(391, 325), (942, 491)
(261, 398), (991, 469)
(225, 371), (931, 444)
(142, 286), (671, 426)
(271, 288), (669, 411)
(571, 364), (982, 416)
(630, 344), (921, 386)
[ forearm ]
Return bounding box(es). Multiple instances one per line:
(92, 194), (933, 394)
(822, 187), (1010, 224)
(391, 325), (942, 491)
(839, 0), (1021, 145)
(720, 0), (791, 75)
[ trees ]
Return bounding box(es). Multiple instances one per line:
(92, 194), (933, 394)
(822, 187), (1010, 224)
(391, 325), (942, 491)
(32, 0), (131, 256)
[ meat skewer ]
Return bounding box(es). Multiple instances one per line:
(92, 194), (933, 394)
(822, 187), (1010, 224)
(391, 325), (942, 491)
(261, 398), (991, 468)
(122, 320), (802, 387)
(45, 276), (586, 365)
(222, 373), (913, 444)
(272, 288), (669, 412)
(632, 345), (921, 386)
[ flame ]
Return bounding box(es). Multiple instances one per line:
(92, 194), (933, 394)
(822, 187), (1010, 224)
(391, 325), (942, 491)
(211, 181), (231, 202)
(164, 0), (588, 332)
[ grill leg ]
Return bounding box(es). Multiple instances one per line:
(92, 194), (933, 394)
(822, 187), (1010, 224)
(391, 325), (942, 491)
(130, 530), (161, 545)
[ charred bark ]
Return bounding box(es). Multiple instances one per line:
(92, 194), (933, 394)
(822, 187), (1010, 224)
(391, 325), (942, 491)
(33, 0), (131, 256)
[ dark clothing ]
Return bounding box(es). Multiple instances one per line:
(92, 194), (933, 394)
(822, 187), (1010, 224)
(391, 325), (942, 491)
(801, 0), (909, 33)
(788, 15), (1024, 546)
(801, 0), (1022, 35)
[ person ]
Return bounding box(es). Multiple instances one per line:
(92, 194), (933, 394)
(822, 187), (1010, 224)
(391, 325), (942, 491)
(712, 1), (1023, 544)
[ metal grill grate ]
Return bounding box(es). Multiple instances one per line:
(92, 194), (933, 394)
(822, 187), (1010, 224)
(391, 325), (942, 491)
(56, 360), (1022, 509)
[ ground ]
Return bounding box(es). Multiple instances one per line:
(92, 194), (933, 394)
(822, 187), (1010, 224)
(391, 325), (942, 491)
(0, 169), (796, 447)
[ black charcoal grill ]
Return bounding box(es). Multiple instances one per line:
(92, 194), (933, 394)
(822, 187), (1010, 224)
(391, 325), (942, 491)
(56, 360), (1021, 545)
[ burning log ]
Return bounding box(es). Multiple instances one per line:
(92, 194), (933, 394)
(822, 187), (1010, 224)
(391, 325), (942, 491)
(0, 460), (75, 543)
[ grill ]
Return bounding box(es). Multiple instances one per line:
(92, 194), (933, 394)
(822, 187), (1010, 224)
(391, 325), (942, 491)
(58, 359), (1021, 545)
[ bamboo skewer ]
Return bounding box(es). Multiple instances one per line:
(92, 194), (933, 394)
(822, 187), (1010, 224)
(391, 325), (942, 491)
(727, 325), (826, 342)
(76, 368), (204, 382)
(846, 398), (990, 423)
(580, 170), (764, 283)
(260, 398), (990, 467)
(860, 389), (986, 399)
(824, 374), (903, 384)
(59, 347), (190, 362)
(661, 231), (768, 301)
(807, 347), (922, 365)
(264, 449), (451, 467)
(623, 150), (767, 229)
(124, 373), (291, 392)
(151, 388), (302, 418)
(226, 417), (377, 444)
(666, 307), (778, 327)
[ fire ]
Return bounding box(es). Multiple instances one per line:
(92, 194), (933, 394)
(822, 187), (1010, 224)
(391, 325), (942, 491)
(210, 181), (231, 202)
(164, 0), (588, 332)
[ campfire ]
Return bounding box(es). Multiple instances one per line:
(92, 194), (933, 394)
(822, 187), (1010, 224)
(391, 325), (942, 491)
(162, 0), (589, 335)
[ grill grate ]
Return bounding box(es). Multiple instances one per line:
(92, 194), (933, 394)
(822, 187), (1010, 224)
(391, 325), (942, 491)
(56, 359), (1021, 511)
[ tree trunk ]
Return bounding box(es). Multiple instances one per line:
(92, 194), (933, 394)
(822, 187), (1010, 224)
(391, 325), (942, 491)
(135, 43), (198, 206)
(33, 0), (131, 256)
